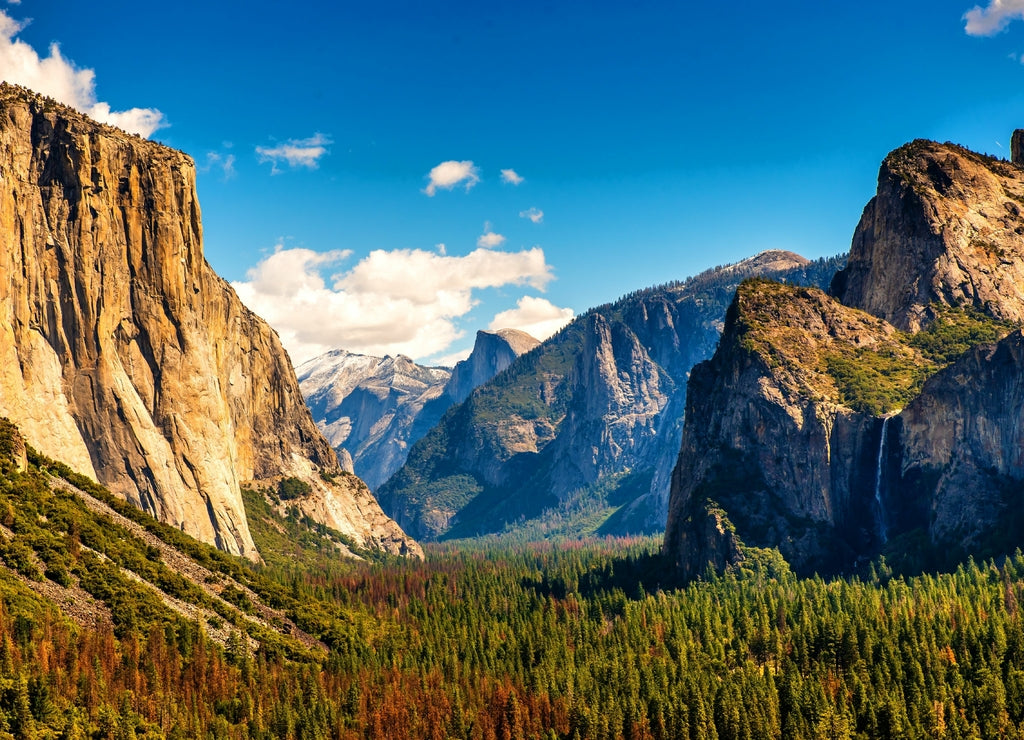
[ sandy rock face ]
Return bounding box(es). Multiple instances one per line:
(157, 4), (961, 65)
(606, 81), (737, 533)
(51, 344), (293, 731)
(0, 84), (418, 559)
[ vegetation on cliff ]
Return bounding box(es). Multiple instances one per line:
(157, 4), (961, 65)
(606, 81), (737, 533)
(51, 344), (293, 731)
(733, 281), (1017, 415)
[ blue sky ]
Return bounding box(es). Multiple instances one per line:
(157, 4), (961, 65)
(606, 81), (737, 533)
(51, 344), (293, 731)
(3, 1), (1024, 364)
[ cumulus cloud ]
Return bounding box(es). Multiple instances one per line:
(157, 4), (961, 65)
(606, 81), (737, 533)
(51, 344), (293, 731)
(477, 231), (506, 248)
(233, 244), (556, 363)
(501, 168), (524, 185)
(0, 11), (165, 137)
(423, 160), (480, 196)
(964, 0), (1024, 35)
(489, 296), (574, 341)
(519, 207), (544, 224)
(256, 134), (331, 173)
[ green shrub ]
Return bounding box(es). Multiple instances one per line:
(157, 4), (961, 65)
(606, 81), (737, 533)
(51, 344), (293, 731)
(277, 477), (312, 501)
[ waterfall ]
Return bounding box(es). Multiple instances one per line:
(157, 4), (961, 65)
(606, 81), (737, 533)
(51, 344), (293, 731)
(874, 416), (890, 543)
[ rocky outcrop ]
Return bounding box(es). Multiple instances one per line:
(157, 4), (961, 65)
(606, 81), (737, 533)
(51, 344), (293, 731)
(0, 84), (418, 559)
(379, 252), (845, 541)
(442, 329), (540, 406)
(895, 331), (1024, 554)
(663, 281), (914, 578)
(666, 137), (1024, 579)
(298, 350), (451, 490)
(1012, 130), (1024, 166)
(832, 140), (1024, 330)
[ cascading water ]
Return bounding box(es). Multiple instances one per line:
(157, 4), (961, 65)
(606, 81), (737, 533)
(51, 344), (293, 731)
(874, 416), (890, 543)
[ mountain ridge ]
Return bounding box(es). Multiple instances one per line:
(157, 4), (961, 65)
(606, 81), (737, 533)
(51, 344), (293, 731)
(379, 250), (845, 541)
(298, 328), (539, 490)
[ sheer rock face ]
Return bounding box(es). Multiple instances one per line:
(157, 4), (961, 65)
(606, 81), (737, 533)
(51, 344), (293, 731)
(666, 139), (1024, 579)
(0, 85), (419, 559)
(897, 332), (1024, 551)
(832, 140), (1024, 331)
(443, 329), (541, 406)
(377, 297), (695, 541)
(663, 283), (898, 578)
(1012, 130), (1024, 166)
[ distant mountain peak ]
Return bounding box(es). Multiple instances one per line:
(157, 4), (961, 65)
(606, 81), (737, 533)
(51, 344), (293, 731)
(443, 329), (542, 406)
(722, 250), (809, 274)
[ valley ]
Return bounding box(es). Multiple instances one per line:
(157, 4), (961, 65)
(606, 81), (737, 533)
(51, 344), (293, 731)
(3, 77), (1024, 738)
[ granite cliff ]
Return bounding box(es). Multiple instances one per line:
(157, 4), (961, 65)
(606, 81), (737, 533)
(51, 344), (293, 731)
(0, 84), (418, 558)
(665, 137), (1024, 578)
(833, 140), (1024, 330)
(378, 252), (844, 541)
(298, 328), (539, 491)
(441, 329), (541, 406)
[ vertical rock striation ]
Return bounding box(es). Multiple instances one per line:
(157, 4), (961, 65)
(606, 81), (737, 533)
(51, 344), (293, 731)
(0, 84), (418, 558)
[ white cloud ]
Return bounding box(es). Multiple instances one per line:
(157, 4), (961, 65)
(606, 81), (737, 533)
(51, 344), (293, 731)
(0, 11), (165, 137)
(964, 0), (1024, 35)
(489, 296), (574, 341)
(423, 160), (480, 196)
(501, 168), (524, 185)
(425, 346), (474, 368)
(477, 231), (506, 248)
(199, 151), (236, 180)
(519, 207), (544, 224)
(256, 134), (331, 173)
(233, 244), (556, 364)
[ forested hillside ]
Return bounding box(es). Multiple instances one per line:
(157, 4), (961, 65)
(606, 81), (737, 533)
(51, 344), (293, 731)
(2, 414), (1024, 738)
